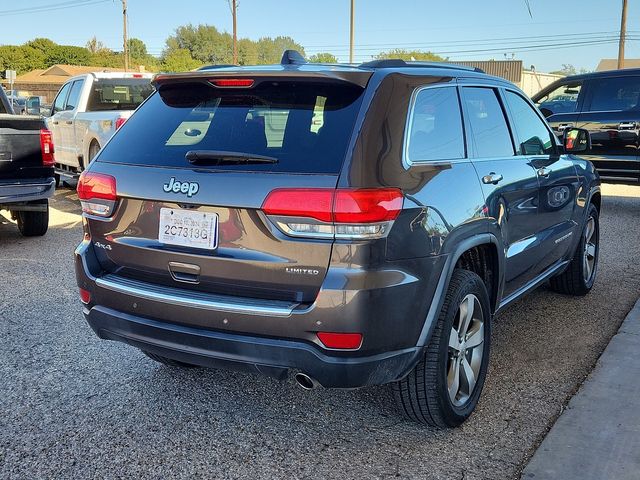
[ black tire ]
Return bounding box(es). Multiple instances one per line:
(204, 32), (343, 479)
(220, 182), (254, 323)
(142, 350), (199, 368)
(16, 200), (49, 237)
(549, 203), (599, 296)
(393, 269), (491, 428)
(54, 173), (61, 188)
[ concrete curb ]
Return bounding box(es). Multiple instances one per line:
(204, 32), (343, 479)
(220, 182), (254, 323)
(522, 298), (640, 479)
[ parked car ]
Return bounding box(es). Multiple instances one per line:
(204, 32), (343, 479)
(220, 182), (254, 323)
(0, 85), (55, 236)
(47, 72), (154, 183)
(532, 68), (640, 184)
(75, 52), (600, 428)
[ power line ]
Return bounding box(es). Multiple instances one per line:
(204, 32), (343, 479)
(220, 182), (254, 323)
(301, 31), (638, 50)
(0, 0), (110, 16)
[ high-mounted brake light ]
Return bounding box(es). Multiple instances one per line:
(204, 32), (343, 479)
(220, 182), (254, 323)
(40, 129), (55, 166)
(210, 78), (255, 88)
(317, 332), (363, 350)
(77, 172), (117, 217)
(115, 117), (127, 130)
(262, 188), (403, 240)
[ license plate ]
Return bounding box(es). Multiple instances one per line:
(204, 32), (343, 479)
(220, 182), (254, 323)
(158, 208), (218, 250)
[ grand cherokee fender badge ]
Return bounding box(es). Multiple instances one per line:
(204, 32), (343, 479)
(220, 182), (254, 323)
(163, 177), (199, 197)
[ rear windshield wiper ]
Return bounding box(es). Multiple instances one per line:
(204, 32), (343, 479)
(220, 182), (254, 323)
(186, 150), (278, 165)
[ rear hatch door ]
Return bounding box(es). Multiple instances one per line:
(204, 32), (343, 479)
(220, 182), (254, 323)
(88, 75), (367, 303)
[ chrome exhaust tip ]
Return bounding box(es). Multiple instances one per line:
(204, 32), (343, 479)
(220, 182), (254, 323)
(294, 373), (318, 390)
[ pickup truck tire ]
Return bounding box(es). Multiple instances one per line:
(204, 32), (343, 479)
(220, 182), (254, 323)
(16, 200), (49, 237)
(393, 269), (491, 428)
(142, 350), (199, 368)
(549, 203), (599, 296)
(88, 141), (101, 163)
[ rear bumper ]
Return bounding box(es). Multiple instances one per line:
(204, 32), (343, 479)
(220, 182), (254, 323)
(76, 239), (444, 388)
(84, 305), (420, 388)
(0, 177), (55, 205)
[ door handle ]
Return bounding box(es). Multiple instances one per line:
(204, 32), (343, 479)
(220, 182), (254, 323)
(52, 120), (59, 125)
(482, 173), (503, 185)
(618, 122), (637, 130)
(65, 120), (73, 125)
(537, 167), (552, 178)
(557, 123), (574, 132)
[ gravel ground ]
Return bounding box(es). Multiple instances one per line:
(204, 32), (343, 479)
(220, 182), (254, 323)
(1, 184), (639, 480)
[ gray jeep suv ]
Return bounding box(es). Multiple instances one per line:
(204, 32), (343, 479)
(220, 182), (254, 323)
(75, 52), (600, 427)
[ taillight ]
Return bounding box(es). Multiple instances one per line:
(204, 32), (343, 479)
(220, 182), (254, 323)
(40, 129), (55, 166)
(115, 117), (127, 130)
(317, 332), (363, 350)
(77, 171), (117, 217)
(262, 188), (403, 239)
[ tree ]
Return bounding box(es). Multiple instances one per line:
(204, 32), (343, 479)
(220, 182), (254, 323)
(164, 24), (233, 65)
(256, 36), (305, 64)
(25, 38), (57, 54)
(374, 49), (445, 62)
(128, 38), (148, 59)
(161, 48), (202, 72)
(46, 45), (91, 66)
(86, 37), (108, 54)
(308, 52), (338, 63)
(549, 64), (589, 76)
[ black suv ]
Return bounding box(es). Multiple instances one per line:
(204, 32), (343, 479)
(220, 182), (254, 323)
(533, 68), (640, 184)
(75, 52), (600, 427)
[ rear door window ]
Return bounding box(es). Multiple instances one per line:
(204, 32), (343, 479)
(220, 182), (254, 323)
(462, 87), (514, 158)
(87, 78), (154, 112)
(405, 86), (465, 164)
(98, 80), (365, 174)
(585, 76), (640, 112)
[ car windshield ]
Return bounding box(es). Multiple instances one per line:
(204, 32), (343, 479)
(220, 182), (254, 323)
(97, 80), (365, 174)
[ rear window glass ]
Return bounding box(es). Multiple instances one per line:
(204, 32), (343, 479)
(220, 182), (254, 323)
(87, 78), (154, 112)
(98, 80), (364, 174)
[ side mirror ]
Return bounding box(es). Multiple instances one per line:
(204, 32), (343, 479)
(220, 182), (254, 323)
(26, 96), (41, 116)
(563, 127), (591, 153)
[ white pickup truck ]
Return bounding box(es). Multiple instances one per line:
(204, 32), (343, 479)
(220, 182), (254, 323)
(47, 72), (153, 181)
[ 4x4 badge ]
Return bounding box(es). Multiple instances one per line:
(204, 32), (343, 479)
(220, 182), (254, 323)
(163, 177), (199, 197)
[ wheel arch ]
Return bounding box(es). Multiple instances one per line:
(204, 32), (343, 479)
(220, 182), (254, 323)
(415, 233), (504, 349)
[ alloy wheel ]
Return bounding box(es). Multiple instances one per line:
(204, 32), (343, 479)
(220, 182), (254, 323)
(583, 216), (597, 283)
(447, 294), (485, 407)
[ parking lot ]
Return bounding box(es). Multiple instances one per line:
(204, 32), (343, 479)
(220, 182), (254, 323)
(1, 184), (639, 480)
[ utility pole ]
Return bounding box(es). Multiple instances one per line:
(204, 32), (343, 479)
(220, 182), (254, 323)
(122, 0), (129, 71)
(618, 0), (628, 69)
(349, 0), (355, 64)
(232, 0), (238, 64)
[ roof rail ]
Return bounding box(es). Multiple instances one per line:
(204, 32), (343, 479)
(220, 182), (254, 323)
(281, 50), (307, 66)
(359, 59), (484, 73)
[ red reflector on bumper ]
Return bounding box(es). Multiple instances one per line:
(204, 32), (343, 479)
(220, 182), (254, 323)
(317, 332), (363, 350)
(79, 288), (91, 304)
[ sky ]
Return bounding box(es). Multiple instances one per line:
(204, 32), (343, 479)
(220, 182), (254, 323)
(0, 0), (638, 72)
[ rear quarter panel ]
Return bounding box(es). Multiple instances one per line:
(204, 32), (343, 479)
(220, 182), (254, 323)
(340, 72), (499, 348)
